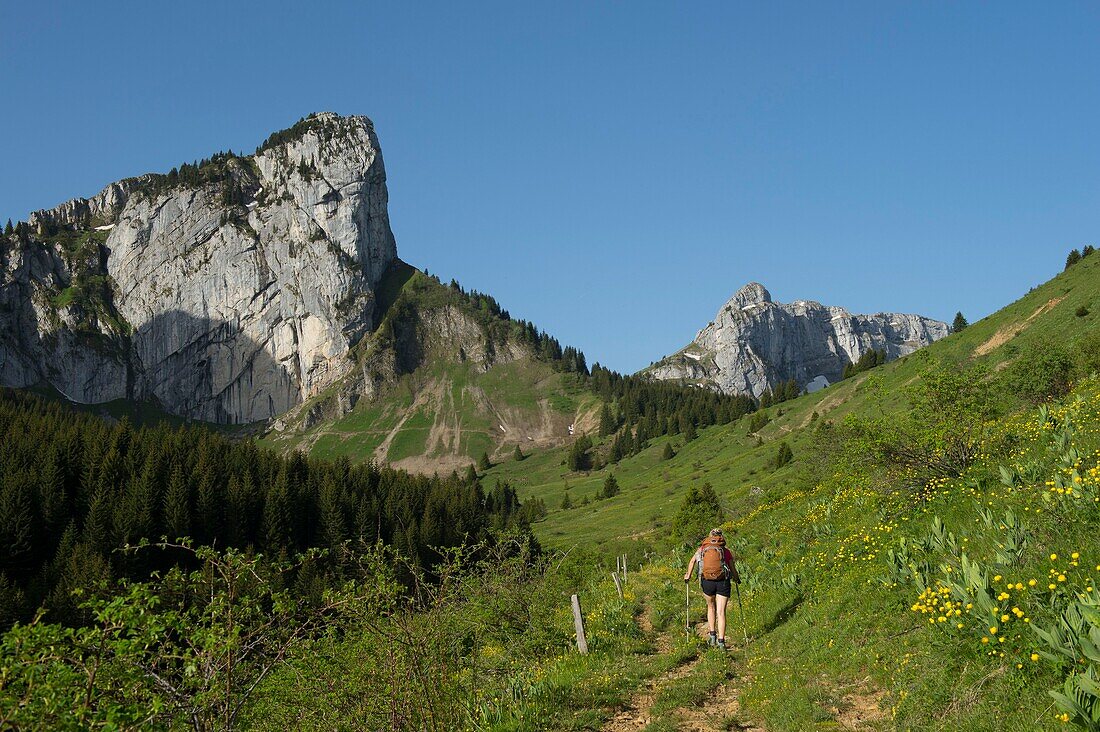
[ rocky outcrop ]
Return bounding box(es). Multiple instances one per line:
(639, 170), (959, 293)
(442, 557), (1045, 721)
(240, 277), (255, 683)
(0, 113), (397, 423)
(645, 283), (948, 398)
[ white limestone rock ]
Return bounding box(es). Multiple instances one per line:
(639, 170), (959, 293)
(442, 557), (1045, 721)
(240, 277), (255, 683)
(0, 113), (398, 423)
(645, 282), (948, 398)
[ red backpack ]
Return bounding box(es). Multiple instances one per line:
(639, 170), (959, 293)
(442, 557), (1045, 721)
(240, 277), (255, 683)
(698, 536), (733, 581)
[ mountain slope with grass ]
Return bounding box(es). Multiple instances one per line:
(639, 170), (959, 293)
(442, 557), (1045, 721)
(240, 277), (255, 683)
(260, 259), (601, 474)
(6, 253), (1099, 731)
(468, 249), (1100, 729)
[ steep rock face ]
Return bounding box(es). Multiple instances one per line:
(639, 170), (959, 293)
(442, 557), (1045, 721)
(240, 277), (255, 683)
(0, 113), (397, 422)
(646, 282), (948, 398)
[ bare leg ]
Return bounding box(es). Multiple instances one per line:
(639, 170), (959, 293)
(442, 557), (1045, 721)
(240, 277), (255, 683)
(716, 593), (729, 640)
(704, 593), (716, 634)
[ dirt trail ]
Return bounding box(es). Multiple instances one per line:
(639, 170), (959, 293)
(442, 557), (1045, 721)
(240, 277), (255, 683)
(603, 603), (763, 732)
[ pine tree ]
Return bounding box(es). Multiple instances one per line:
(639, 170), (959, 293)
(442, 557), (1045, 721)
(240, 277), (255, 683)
(513, 444), (524, 462)
(1066, 249), (1082, 270)
(0, 478), (36, 577)
(598, 404), (616, 437)
(684, 421), (698, 442)
(772, 442), (794, 469)
(567, 435), (592, 472)
(36, 449), (67, 535)
(560, 491), (572, 510)
(196, 459), (225, 543)
(84, 487), (114, 556)
(478, 452), (492, 472)
(263, 465), (294, 552)
(600, 474), (620, 499)
(163, 465), (190, 540)
(318, 479), (346, 553)
(4, 219), (12, 236)
(672, 482), (724, 543)
(1084, 245), (1096, 258)
(662, 442), (675, 461)
(952, 311), (968, 333)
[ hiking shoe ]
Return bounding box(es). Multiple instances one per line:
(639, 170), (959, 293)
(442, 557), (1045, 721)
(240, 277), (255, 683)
(707, 632), (717, 647)
(717, 639), (727, 651)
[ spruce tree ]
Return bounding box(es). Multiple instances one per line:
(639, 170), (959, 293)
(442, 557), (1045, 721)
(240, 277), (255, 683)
(662, 442), (675, 461)
(163, 465), (190, 540)
(513, 444), (524, 462)
(1084, 245), (1096, 257)
(318, 479), (346, 553)
(478, 451), (492, 472)
(36, 450), (67, 535)
(952, 311), (968, 333)
(84, 487), (114, 556)
(598, 404), (616, 437)
(263, 466), (294, 553)
(0, 478), (36, 577)
(4, 219), (12, 236)
(1066, 249), (1082, 269)
(601, 474), (620, 499)
(560, 491), (572, 510)
(772, 442), (794, 469)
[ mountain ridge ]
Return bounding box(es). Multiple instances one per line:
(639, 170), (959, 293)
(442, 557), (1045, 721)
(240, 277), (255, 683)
(644, 281), (949, 397)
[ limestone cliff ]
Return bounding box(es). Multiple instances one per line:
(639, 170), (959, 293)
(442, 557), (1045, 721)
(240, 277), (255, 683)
(645, 283), (949, 398)
(0, 113), (397, 423)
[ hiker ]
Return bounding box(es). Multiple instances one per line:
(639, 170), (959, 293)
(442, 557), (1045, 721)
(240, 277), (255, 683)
(683, 527), (740, 650)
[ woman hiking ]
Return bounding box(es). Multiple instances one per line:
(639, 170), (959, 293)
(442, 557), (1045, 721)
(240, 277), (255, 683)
(683, 527), (740, 650)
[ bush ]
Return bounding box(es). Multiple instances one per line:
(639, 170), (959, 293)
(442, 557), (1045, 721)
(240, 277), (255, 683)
(1076, 332), (1100, 377)
(846, 360), (997, 479)
(1076, 305), (1090, 318)
(1005, 341), (1074, 403)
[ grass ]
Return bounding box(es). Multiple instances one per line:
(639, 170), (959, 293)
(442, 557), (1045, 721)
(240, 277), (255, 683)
(472, 253), (1100, 729)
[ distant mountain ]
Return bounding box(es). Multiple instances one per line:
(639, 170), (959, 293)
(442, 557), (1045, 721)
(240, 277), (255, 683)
(643, 282), (948, 397)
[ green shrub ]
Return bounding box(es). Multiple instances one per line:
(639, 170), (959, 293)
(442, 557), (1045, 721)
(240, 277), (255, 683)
(1076, 332), (1100, 377)
(1005, 341), (1074, 403)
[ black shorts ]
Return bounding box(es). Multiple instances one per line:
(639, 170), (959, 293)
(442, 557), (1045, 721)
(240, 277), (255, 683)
(700, 578), (731, 597)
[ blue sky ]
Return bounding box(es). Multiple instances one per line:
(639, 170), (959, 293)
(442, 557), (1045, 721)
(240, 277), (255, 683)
(2, 2), (1098, 372)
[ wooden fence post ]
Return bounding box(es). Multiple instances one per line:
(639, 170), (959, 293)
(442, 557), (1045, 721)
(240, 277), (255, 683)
(611, 571), (623, 598)
(622, 554), (627, 582)
(571, 594), (589, 654)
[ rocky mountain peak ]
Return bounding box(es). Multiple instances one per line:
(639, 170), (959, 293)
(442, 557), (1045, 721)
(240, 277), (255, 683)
(1, 113), (397, 423)
(728, 282), (772, 309)
(646, 287), (948, 398)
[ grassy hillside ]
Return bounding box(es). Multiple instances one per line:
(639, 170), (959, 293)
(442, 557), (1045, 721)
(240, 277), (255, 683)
(262, 261), (601, 473)
(473, 251), (1100, 729)
(494, 252), (1100, 548)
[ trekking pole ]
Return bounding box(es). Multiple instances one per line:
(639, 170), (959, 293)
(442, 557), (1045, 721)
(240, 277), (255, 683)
(684, 580), (691, 636)
(734, 581), (749, 644)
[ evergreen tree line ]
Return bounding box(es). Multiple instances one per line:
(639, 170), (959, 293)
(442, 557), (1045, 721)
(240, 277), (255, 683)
(443, 277), (589, 374)
(0, 389), (530, 627)
(1065, 245), (1096, 270)
(841, 349), (886, 380)
(576, 366), (757, 469)
(759, 379), (801, 408)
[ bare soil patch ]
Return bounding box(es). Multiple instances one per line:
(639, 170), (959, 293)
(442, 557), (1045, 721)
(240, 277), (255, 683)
(975, 297), (1064, 356)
